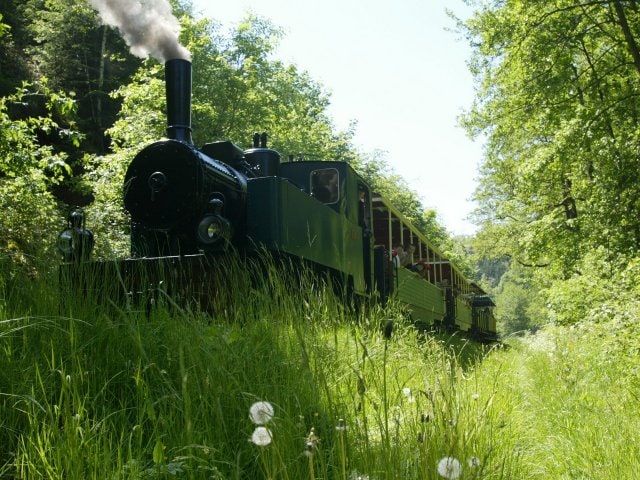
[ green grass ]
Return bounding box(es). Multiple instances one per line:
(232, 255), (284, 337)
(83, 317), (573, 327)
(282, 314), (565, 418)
(0, 259), (638, 479)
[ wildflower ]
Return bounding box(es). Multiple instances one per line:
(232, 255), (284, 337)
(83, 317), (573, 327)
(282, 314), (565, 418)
(437, 456), (462, 479)
(250, 426), (272, 447)
(249, 401), (274, 425)
(349, 470), (370, 480)
(304, 442), (314, 457)
(304, 427), (320, 457)
(402, 388), (416, 403)
(471, 393), (480, 400)
(468, 456), (481, 468)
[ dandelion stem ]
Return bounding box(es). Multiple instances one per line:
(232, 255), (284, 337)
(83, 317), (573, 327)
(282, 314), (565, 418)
(307, 450), (315, 480)
(337, 420), (348, 480)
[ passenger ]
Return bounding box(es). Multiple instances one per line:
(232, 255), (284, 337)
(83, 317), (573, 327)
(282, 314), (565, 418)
(414, 259), (430, 279)
(401, 244), (415, 268)
(392, 245), (404, 268)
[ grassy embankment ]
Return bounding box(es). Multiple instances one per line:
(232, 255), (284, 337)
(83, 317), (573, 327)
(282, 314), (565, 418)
(0, 258), (638, 479)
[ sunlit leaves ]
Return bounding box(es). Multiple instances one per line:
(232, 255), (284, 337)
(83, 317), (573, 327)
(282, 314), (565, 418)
(0, 80), (80, 272)
(461, 0), (640, 276)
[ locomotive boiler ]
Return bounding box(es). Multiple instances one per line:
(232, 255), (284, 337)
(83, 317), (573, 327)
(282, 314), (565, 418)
(58, 59), (497, 340)
(124, 59), (279, 258)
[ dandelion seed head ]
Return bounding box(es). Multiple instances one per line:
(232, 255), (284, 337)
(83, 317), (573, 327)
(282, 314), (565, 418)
(402, 387), (411, 396)
(303, 427), (320, 456)
(437, 456), (462, 479)
(250, 426), (272, 447)
(306, 427), (320, 446)
(472, 393), (480, 400)
(304, 441), (314, 457)
(349, 470), (370, 480)
(249, 401), (274, 425)
(336, 418), (347, 431)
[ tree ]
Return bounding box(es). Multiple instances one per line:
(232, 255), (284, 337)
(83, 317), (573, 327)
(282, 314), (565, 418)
(493, 263), (546, 335)
(0, 7), (32, 97)
(23, 0), (140, 153)
(460, 0), (640, 277)
(0, 80), (81, 275)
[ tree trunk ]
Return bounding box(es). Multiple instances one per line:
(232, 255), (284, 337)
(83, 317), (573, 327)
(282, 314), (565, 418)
(613, 0), (640, 78)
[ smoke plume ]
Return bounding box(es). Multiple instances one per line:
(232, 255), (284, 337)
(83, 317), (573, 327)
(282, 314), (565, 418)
(89, 0), (191, 62)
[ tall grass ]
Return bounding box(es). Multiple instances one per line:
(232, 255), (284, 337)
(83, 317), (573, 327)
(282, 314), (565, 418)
(1, 257), (638, 478)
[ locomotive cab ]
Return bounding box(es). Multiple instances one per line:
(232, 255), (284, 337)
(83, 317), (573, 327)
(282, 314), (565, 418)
(249, 160), (375, 296)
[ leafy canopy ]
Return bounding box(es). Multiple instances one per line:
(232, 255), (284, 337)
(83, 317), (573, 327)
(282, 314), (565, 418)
(461, 0), (640, 277)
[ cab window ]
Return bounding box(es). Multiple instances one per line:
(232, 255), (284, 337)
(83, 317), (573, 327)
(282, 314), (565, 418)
(310, 168), (339, 204)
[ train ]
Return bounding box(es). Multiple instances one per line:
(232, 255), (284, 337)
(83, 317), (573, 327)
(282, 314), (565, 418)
(57, 58), (496, 340)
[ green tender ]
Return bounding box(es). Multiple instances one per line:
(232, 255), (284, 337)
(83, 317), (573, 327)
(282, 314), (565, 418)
(246, 176), (366, 294)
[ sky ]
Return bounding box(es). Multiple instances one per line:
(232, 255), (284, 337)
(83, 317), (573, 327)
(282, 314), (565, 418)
(192, 0), (483, 236)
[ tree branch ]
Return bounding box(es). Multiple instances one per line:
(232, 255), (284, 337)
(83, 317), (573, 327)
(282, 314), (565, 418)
(612, 0), (640, 78)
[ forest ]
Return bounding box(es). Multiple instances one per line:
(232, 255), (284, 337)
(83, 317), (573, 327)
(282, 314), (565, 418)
(459, 0), (640, 333)
(1, 1), (640, 478)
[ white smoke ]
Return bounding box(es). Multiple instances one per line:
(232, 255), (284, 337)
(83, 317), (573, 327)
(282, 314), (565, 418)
(89, 0), (191, 62)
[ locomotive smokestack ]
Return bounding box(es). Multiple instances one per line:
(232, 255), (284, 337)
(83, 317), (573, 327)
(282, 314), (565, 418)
(165, 59), (193, 144)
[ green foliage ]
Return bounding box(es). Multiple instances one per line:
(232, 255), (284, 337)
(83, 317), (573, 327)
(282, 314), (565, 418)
(0, 80), (81, 275)
(0, 4), (33, 97)
(544, 248), (636, 326)
(460, 0), (640, 276)
(186, 13), (351, 159)
(493, 264), (546, 335)
(22, 0), (140, 152)
(0, 13), (8, 38)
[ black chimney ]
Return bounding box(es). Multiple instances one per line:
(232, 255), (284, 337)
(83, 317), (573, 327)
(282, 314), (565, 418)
(165, 59), (193, 144)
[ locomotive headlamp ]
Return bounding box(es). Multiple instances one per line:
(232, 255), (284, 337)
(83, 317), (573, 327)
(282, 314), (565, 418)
(198, 215), (231, 251)
(57, 229), (75, 258)
(57, 209), (94, 262)
(197, 215), (231, 245)
(196, 198), (231, 250)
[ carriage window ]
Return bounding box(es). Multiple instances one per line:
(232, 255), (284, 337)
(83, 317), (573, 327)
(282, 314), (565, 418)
(310, 168), (339, 204)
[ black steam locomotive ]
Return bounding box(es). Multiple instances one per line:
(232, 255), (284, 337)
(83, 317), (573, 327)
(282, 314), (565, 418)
(58, 59), (496, 338)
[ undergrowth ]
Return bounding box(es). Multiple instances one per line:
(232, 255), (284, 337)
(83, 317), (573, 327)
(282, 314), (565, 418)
(0, 257), (638, 479)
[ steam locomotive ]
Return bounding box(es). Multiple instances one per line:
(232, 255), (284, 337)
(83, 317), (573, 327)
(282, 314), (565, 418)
(58, 59), (496, 339)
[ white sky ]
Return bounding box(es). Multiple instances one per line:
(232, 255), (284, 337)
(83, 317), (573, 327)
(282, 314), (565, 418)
(192, 0), (483, 235)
